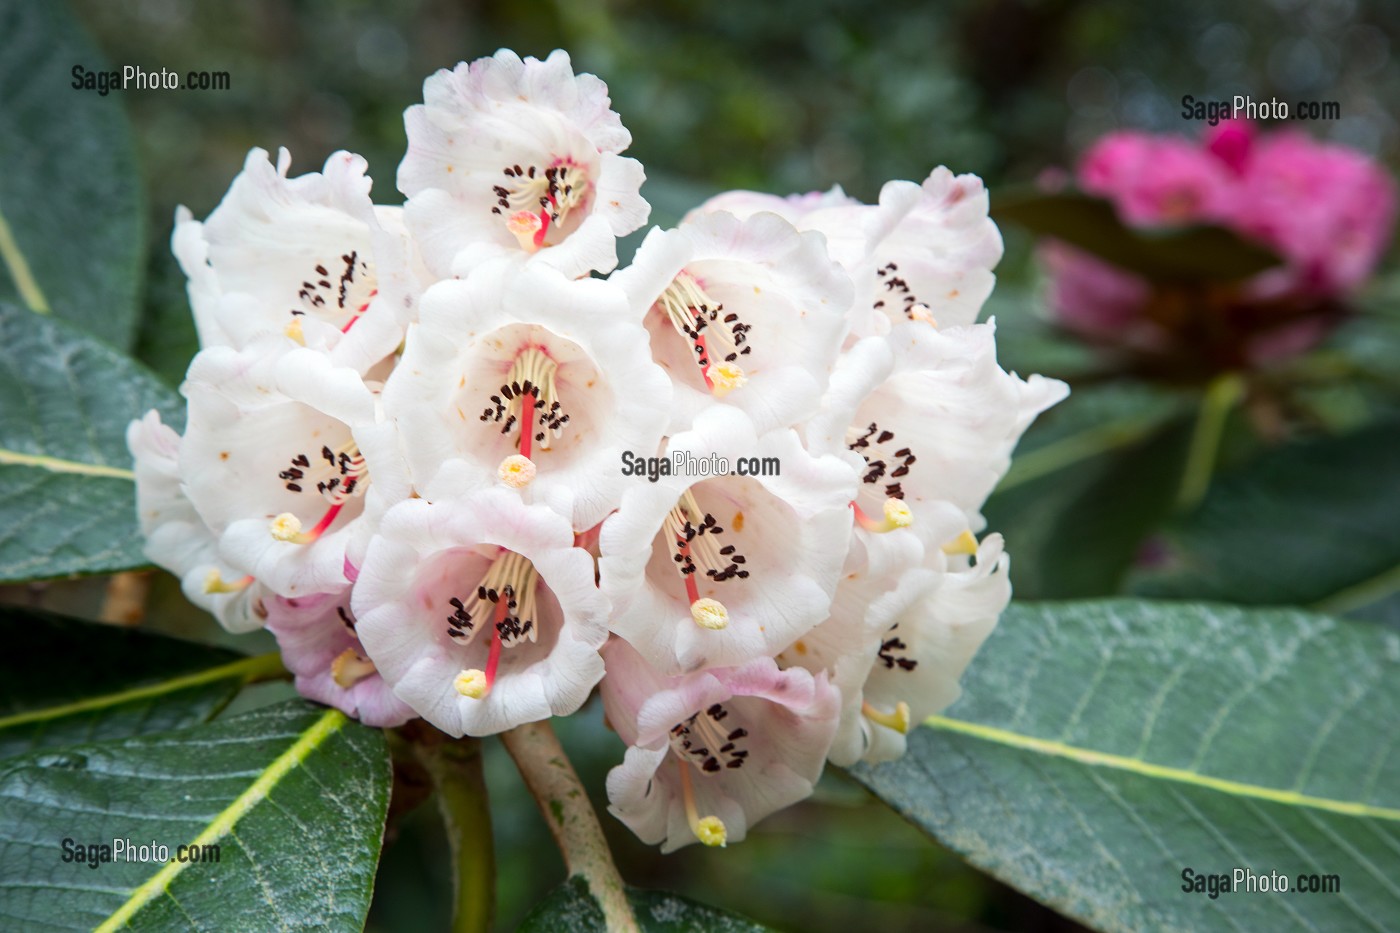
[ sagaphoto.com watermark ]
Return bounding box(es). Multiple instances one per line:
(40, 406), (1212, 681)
(72, 64), (230, 96)
(1182, 93), (1341, 125)
(1181, 866), (1341, 899)
(61, 837), (221, 869)
(621, 450), (780, 483)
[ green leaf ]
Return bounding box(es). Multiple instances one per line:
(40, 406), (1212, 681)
(0, 700), (391, 932)
(850, 600), (1400, 933)
(518, 876), (773, 932)
(0, 0), (145, 348)
(993, 190), (1281, 283)
(0, 302), (182, 583)
(984, 385), (1193, 598)
(1129, 420), (1400, 620)
(0, 606), (282, 759)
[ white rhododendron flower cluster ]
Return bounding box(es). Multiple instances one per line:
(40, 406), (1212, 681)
(129, 49), (1066, 852)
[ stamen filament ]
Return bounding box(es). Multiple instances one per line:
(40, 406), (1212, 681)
(520, 390), (536, 459)
(657, 272), (752, 395)
(665, 490), (747, 627)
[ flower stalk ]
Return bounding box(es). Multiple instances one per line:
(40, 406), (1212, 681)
(500, 719), (638, 933)
(1177, 371), (1245, 511)
(413, 734), (495, 933)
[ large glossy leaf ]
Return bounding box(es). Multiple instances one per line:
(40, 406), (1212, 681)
(0, 0), (144, 348)
(850, 600), (1400, 933)
(0, 606), (281, 759)
(0, 302), (182, 583)
(518, 876), (772, 932)
(993, 190), (1280, 283)
(983, 384), (1192, 598)
(1129, 419), (1400, 622)
(0, 700), (391, 931)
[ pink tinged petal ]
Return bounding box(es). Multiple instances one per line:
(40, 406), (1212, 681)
(600, 641), (840, 851)
(352, 492), (609, 737)
(265, 588), (416, 728)
(397, 50), (644, 279)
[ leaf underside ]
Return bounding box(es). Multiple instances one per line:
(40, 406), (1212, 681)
(850, 600), (1400, 933)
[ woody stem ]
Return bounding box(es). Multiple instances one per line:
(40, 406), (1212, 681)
(499, 719), (637, 932)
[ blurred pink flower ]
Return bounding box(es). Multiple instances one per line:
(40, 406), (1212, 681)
(1080, 132), (1236, 226)
(1047, 122), (1396, 369)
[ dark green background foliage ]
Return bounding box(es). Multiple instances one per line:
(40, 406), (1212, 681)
(0, 0), (1397, 930)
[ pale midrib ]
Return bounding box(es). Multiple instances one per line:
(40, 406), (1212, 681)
(0, 447), (133, 479)
(0, 204), (49, 313)
(926, 715), (1400, 821)
(0, 652), (285, 732)
(95, 708), (347, 932)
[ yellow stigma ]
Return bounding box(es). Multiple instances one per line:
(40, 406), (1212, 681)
(283, 317), (306, 345)
(884, 498), (913, 528)
(507, 210), (544, 252)
(270, 512), (304, 542)
(454, 669), (488, 699)
(331, 648), (376, 688)
(695, 815), (728, 847)
(497, 454), (537, 488)
(706, 361), (747, 397)
(862, 700), (911, 734)
(941, 529), (978, 556)
(203, 569), (252, 594)
(690, 597), (730, 630)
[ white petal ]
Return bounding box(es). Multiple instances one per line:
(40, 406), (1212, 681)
(617, 211), (853, 434)
(385, 258), (671, 529)
(600, 405), (856, 674)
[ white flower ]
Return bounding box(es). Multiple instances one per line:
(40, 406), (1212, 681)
(264, 587), (417, 728)
(806, 322), (1068, 554)
(127, 410), (268, 633)
(601, 638), (841, 852)
(614, 211), (853, 434)
(687, 186), (860, 225)
(398, 49), (647, 279)
(173, 147), (420, 373)
(179, 339), (411, 598)
(351, 491), (609, 736)
(599, 405), (856, 674)
(857, 534), (1011, 762)
(775, 531), (925, 767)
(384, 257), (670, 530)
(689, 169), (1004, 338)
